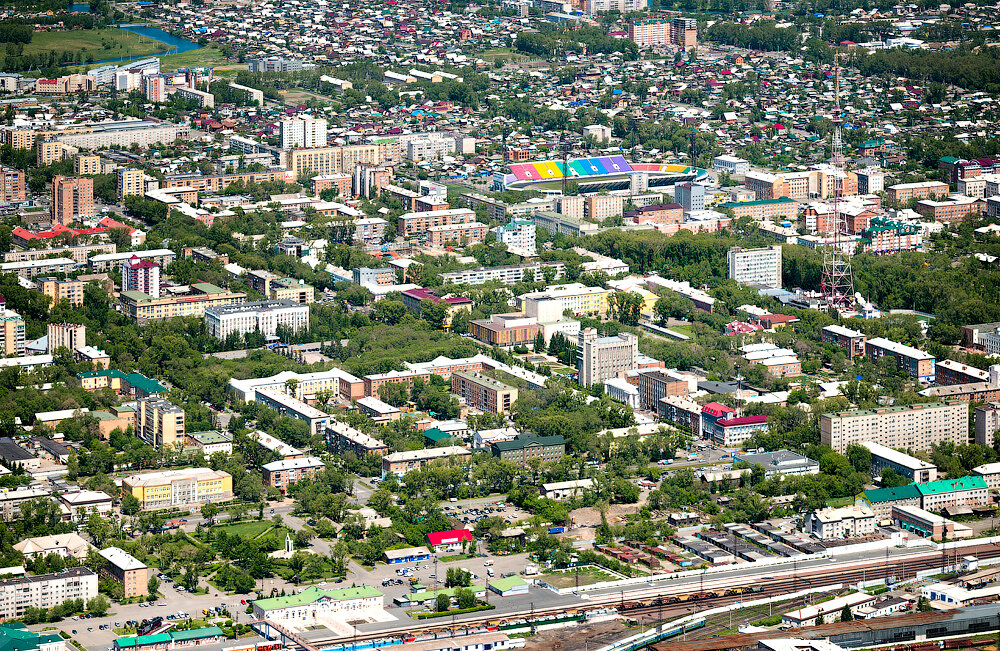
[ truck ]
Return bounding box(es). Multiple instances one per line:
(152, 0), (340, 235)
(524, 564), (538, 576)
(548, 526), (565, 534)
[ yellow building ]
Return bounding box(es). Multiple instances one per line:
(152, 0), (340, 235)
(136, 396), (184, 449)
(37, 277), (85, 307)
(0, 310), (25, 357)
(37, 140), (70, 166)
(2, 129), (34, 150)
(519, 282), (612, 320)
(116, 168), (144, 202)
(77, 369), (127, 392)
(73, 154), (101, 176)
(121, 467), (232, 510)
(119, 283), (246, 324)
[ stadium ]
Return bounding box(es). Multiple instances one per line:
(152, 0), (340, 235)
(493, 155), (710, 193)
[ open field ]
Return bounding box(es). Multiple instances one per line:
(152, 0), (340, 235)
(25, 28), (170, 60)
(541, 566), (620, 588)
(158, 45), (233, 70)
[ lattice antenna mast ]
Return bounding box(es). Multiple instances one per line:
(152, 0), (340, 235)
(820, 54), (856, 311)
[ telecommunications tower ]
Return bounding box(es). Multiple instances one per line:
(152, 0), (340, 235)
(820, 55), (855, 311)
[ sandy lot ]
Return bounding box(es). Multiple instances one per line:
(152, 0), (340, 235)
(523, 620), (629, 651)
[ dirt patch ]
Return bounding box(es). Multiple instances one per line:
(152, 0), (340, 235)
(571, 497), (648, 528)
(522, 619), (628, 651)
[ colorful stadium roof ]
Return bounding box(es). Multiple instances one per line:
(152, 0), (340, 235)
(508, 155), (632, 182)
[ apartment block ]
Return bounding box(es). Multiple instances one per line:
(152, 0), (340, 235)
(492, 435), (565, 464)
(493, 218), (537, 256)
(1, 129), (34, 150)
(727, 245), (782, 288)
(426, 221), (488, 246)
(116, 168), (144, 201)
(255, 388), (330, 436)
(805, 505), (876, 540)
(381, 446), (471, 477)
(584, 194), (624, 222)
(862, 441), (938, 483)
(450, 371), (519, 413)
(119, 283), (246, 324)
(520, 283), (612, 320)
(269, 277), (314, 304)
(718, 197), (798, 221)
(205, 300), (310, 340)
(326, 421), (388, 457)
(121, 467), (232, 509)
(577, 328), (638, 387)
(821, 324), (867, 357)
(820, 401), (968, 453)
(0, 165), (26, 203)
(865, 337), (935, 383)
(262, 456), (325, 491)
(99, 547), (148, 599)
(47, 323), (86, 354)
(974, 402), (1000, 446)
(51, 176), (94, 225)
(122, 255), (160, 298)
(441, 261), (564, 286)
(0, 310), (25, 357)
(161, 170), (286, 193)
(137, 396), (185, 449)
(916, 195), (986, 222)
(37, 277), (85, 307)
(887, 181), (949, 203)
(37, 140), (71, 166)
(280, 117), (328, 149)
(0, 568), (97, 620)
(398, 208), (475, 237)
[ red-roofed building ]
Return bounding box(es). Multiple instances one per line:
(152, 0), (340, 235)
(701, 402), (736, 439)
(725, 321), (762, 336)
(750, 314), (799, 329)
(712, 414), (769, 447)
(12, 224), (109, 247)
(401, 288), (473, 329)
(426, 528), (474, 552)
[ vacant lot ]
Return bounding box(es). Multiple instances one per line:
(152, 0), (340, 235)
(541, 566), (620, 588)
(26, 28), (170, 60)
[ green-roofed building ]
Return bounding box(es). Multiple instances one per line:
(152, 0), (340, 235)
(916, 475), (988, 511)
(487, 575), (529, 596)
(0, 623), (64, 651)
(856, 484), (921, 522)
(77, 369), (128, 392)
(113, 626), (225, 651)
(125, 373), (168, 398)
(251, 585), (383, 626)
(718, 196), (798, 221)
(397, 585), (486, 607)
(491, 435), (564, 464)
(423, 428), (452, 446)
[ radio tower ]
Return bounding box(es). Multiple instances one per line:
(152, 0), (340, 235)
(820, 55), (856, 311)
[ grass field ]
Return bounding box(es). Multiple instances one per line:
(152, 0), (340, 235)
(158, 45), (233, 71)
(26, 29), (171, 61)
(211, 521), (273, 538)
(542, 566), (620, 588)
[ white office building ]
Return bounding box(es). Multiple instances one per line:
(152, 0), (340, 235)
(280, 117), (328, 150)
(493, 218), (536, 256)
(727, 245), (782, 288)
(712, 155), (751, 175)
(205, 300), (309, 340)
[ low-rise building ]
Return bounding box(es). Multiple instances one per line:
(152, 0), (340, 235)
(732, 450), (819, 477)
(451, 371), (518, 414)
(381, 446), (471, 477)
(856, 484), (922, 523)
(821, 324), (867, 358)
(491, 435), (565, 464)
(916, 475), (988, 511)
(893, 505), (971, 542)
(262, 457), (325, 492)
(326, 421), (388, 457)
(862, 441), (937, 483)
(251, 585), (383, 628)
(425, 529), (473, 553)
(121, 468), (232, 510)
(99, 547), (148, 598)
(540, 479), (594, 501)
(0, 568), (97, 621)
(805, 504), (877, 540)
(255, 388), (330, 437)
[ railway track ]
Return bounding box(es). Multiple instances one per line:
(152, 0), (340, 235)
(316, 543), (1000, 648)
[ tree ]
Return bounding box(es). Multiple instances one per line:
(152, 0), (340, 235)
(845, 443), (872, 473)
(455, 587), (477, 609)
(420, 299), (448, 330)
(435, 593), (451, 612)
(121, 492), (140, 515)
(533, 331), (546, 352)
(87, 595), (110, 616)
(840, 604), (854, 622)
(147, 576), (160, 601)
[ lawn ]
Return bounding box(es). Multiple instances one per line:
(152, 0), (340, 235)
(158, 45), (234, 71)
(541, 566), (619, 589)
(439, 553), (478, 563)
(25, 29), (171, 61)
(826, 496), (855, 508)
(211, 521), (273, 538)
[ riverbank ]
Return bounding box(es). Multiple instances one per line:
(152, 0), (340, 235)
(23, 28), (171, 63)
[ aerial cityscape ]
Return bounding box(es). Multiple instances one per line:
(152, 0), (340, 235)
(0, 0), (998, 651)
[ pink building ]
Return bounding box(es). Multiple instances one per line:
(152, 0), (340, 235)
(122, 255), (161, 298)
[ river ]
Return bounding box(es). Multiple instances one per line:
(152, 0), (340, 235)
(80, 23), (202, 66)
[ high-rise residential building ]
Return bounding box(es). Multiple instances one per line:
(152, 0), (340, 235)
(51, 175), (94, 225)
(727, 245), (782, 288)
(137, 396), (185, 448)
(0, 310), (25, 356)
(48, 322), (86, 354)
(820, 401), (968, 453)
(671, 17), (698, 48)
(675, 182), (705, 212)
(1, 129), (35, 150)
(116, 168), (144, 202)
(577, 328), (639, 387)
(73, 154), (101, 176)
(140, 74), (166, 103)
(975, 402), (1000, 446)
(122, 254), (161, 298)
(249, 57), (303, 73)
(37, 276), (85, 307)
(204, 300), (310, 340)
(637, 369), (690, 410)
(280, 117), (328, 149)
(0, 165), (26, 203)
(37, 140), (69, 166)
(585, 0), (645, 12)
(553, 195), (585, 221)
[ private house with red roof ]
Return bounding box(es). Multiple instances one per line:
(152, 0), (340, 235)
(426, 528), (474, 552)
(725, 321), (762, 336)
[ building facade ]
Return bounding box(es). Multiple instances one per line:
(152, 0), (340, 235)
(727, 245), (782, 288)
(820, 401), (969, 453)
(121, 468), (232, 509)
